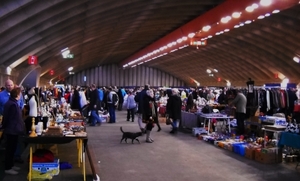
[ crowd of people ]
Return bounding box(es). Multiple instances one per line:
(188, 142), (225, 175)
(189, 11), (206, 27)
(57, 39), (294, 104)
(5, 79), (297, 175)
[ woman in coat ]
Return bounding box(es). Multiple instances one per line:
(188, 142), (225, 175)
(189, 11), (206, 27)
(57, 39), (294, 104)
(166, 88), (182, 134)
(2, 87), (25, 175)
(142, 89), (157, 143)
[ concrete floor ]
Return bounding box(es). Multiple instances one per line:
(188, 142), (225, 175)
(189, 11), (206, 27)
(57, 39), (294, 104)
(1, 111), (300, 181)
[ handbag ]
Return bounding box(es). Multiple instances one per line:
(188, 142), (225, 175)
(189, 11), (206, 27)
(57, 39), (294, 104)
(165, 114), (173, 125)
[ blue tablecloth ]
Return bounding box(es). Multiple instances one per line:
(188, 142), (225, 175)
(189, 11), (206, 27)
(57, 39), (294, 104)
(278, 132), (300, 149)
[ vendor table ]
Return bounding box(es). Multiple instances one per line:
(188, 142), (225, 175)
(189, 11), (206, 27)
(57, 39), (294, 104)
(278, 132), (300, 168)
(180, 111), (199, 129)
(23, 136), (88, 181)
(198, 113), (232, 135)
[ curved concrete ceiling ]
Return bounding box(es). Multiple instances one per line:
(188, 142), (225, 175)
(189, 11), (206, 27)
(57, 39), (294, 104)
(0, 0), (300, 86)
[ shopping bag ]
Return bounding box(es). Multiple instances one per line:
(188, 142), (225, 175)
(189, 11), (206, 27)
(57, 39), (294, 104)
(165, 115), (172, 125)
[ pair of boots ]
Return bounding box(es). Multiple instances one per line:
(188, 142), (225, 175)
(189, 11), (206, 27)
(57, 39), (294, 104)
(146, 130), (154, 143)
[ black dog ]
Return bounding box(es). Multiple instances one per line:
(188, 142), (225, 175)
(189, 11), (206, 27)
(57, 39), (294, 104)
(120, 127), (142, 144)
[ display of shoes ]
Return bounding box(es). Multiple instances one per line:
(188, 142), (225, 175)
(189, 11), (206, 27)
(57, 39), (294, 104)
(5, 169), (18, 175)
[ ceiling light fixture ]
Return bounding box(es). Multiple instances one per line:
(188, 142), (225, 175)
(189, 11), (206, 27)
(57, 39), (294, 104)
(239, 23), (245, 26)
(258, 15), (265, 19)
(232, 12), (241, 18)
(68, 67), (73, 71)
(245, 20), (252, 24)
(272, 9), (280, 13)
(221, 16), (232, 23)
(208, 35), (213, 38)
(176, 38), (183, 43)
(260, 0), (272, 7)
(224, 29), (230, 32)
(213, 69), (218, 72)
(265, 13), (271, 17)
(61, 47), (70, 58)
(188, 33), (195, 38)
(182, 36), (188, 41)
(252, 3), (259, 9)
(202, 25), (211, 32)
(206, 69), (212, 73)
(293, 56), (300, 63)
(246, 6), (254, 12)
(234, 25), (240, 28)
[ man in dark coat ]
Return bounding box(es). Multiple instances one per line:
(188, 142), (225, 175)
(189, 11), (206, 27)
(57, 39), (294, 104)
(166, 88), (182, 134)
(89, 84), (101, 126)
(135, 84), (150, 132)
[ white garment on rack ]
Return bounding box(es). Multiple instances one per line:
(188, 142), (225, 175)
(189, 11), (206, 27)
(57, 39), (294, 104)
(266, 90), (270, 111)
(79, 91), (88, 108)
(28, 96), (38, 117)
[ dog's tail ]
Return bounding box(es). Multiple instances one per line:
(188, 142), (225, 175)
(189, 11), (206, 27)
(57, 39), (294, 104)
(120, 126), (124, 133)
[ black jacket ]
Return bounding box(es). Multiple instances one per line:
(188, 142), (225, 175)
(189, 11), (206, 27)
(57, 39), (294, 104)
(166, 95), (182, 120)
(89, 89), (99, 111)
(2, 97), (25, 135)
(142, 95), (157, 121)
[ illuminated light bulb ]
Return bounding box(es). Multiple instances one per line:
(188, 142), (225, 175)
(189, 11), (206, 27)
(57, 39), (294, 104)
(246, 6), (254, 12)
(221, 16), (231, 23)
(177, 38), (183, 43)
(293, 57), (300, 63)
(272, 9), (280, 13)
(182, 36), (188, 41)
(239, 23), (245, 26)
(216, 32), (220, 35)
(188, 33), (195, 38)
(258, 15), (265, 19)
(206, 69), (212, 73)
(202, 25), (211, 32)
(245, 20), (252, 24)
(234, 25), (240, 28)
(232, 12), (241, 18)
(208, 35), (213, 38)
(252, 3), (259, 9)
(220, 31), (224, 34)
(265, 13), (271, 17)
(224, 29), (230, 32)
(260, 0), (272, 6)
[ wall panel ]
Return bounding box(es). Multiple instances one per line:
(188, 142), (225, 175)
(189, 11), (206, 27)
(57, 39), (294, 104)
(65, 64), (185, 87)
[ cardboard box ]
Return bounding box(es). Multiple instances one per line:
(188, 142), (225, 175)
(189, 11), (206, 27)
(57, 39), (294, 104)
(254, 148), (282, 164)
(158, 117), (166, 123)
(245, 147), (255, 160)
(32, 158), (60, 176)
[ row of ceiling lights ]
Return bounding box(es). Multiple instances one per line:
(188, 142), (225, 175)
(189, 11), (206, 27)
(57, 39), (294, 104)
(124, 0), (280, 68)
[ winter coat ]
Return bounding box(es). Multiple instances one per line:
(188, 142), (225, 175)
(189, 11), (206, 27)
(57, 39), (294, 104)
(2, 97), (25, 135)
(166, 95), (182, 120)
